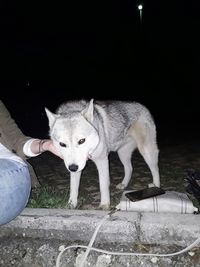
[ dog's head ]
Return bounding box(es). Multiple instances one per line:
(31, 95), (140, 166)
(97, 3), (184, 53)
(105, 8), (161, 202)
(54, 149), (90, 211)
(45, 99), (99, 172)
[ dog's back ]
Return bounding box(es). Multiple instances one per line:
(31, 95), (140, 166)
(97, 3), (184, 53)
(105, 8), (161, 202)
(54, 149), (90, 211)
(93, 101), (157, 152)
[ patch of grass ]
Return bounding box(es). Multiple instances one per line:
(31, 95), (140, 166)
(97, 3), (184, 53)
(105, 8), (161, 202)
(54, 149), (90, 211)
(27, 186), (69, 208)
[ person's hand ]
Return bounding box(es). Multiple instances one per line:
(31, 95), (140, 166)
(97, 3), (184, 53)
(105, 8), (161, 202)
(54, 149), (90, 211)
(40, 139), (63, 159)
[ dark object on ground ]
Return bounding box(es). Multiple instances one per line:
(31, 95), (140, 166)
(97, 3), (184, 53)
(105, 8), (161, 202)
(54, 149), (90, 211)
(185, 169), (200, 203)
(125, 187), (165, 202)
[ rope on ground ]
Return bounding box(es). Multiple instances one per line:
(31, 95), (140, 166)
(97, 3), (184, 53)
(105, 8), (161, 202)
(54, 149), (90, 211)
(55, 209), (200, 267)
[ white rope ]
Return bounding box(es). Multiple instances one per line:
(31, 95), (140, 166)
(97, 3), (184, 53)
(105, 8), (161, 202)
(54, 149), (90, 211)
(56, 211), (200, 267)
(79, 214), (110, 267)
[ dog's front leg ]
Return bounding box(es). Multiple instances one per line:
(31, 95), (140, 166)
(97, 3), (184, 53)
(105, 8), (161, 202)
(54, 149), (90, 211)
(94, 157), (110, 210)
(68, 171), (81, 208)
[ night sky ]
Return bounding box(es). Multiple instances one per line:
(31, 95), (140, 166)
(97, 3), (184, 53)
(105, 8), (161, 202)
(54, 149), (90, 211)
(1, 0), (200, 141)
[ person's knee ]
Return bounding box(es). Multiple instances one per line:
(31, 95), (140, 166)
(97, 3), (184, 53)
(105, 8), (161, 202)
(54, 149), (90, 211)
(0, 159), (31, 225)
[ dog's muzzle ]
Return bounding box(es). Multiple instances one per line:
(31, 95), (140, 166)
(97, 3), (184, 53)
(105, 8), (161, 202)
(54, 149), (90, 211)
(68, 164), (79, 172)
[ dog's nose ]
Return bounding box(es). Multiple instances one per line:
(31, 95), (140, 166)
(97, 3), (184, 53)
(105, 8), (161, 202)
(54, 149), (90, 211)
(68, 164), (79, 172)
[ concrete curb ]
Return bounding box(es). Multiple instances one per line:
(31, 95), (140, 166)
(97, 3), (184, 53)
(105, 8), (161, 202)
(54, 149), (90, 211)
(0, 208), (200, 247)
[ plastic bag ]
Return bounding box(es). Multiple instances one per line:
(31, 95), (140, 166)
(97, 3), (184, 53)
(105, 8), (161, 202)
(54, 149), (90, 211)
(116, 190), (198, 213)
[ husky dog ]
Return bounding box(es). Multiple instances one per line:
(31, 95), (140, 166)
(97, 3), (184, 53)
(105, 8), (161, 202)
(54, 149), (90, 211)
(45, 99), (160, 209)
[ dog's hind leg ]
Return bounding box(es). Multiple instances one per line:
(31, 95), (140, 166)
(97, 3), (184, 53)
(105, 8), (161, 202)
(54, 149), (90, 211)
(68, 171), (81, 208)
(116, 140), (137, 190)
(94, 157), (110, 209)
(130, 121), (160, 188)
(139, 144), (160, 187)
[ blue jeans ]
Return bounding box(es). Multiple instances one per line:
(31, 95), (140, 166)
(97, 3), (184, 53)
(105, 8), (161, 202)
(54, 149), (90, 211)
(0, 159), (31, 225)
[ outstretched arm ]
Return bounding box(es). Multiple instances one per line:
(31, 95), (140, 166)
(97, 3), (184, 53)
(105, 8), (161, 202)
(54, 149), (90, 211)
(24, 138), (63, 159)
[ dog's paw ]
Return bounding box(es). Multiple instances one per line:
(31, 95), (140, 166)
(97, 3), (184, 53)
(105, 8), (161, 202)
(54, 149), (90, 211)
(66, 199), (77, 209)
(99, 204), (110, 210)
(148, 183), (155, 188)
(148, 183), (160, 188)
(116, 183), (126, 190)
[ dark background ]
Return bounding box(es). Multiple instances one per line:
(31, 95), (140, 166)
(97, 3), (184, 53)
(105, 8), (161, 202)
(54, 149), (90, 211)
(1, 0), (200, 142)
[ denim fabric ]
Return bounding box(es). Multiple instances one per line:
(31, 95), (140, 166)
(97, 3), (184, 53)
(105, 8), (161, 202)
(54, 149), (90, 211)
(0, 159), (31, 225)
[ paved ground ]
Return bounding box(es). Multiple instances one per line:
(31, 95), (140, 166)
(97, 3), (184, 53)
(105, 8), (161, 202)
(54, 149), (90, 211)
(1, 209), (200, 267)
(0, 236), (199, 267)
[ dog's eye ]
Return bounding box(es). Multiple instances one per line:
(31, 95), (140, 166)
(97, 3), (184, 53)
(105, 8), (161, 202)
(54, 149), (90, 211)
(59, 142), (66, 147)
(78, 138), (85, 145)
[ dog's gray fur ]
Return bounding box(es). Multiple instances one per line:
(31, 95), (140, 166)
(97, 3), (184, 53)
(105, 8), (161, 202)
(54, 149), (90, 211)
(45, 99), (160, 209)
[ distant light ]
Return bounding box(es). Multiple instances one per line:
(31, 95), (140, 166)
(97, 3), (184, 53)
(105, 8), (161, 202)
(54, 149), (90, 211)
(138, 4), (143, 10)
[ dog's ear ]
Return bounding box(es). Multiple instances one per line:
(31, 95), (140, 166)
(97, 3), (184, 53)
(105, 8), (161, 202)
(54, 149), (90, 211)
(81, 99), (94, 123)
(45, 107), (58, 128)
